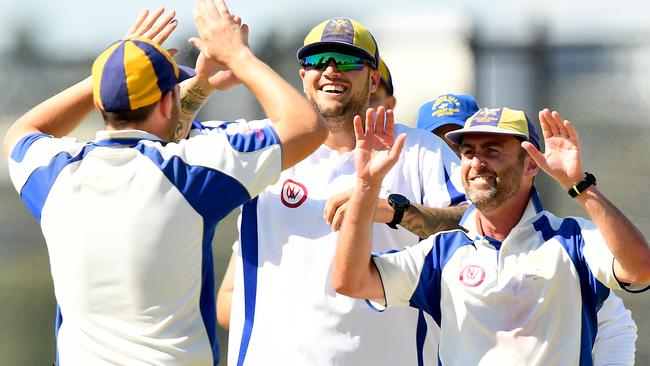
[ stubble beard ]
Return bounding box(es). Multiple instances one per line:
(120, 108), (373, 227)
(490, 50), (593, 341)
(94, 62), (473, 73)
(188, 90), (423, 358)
(311, 76), (371, 133)
(464, 161), (524, 212)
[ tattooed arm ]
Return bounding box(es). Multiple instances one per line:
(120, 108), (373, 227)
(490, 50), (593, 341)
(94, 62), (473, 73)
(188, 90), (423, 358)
(175, 52), (241, 141)
(400, 204), (467, 238)
(324, 188), (468, 238)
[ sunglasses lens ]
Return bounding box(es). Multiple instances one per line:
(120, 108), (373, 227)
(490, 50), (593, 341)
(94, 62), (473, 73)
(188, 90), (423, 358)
(301, 52), (367, 71)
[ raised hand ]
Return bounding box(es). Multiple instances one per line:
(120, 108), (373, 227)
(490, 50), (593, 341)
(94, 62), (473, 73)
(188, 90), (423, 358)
(194, 52), (240, 91)
(522, 108), (584, 189)
(189, 0), (251, 67)
(124, 8), (178, 46)
(353, 107), (407, 186)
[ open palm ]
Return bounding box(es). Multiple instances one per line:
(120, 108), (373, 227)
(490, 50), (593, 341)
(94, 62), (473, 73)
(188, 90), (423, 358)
(523, 109), (585, 189)
(353, 107), (406, 186)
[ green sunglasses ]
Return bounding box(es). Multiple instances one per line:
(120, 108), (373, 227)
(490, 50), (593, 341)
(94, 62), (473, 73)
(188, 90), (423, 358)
(300, 52), (371, 71)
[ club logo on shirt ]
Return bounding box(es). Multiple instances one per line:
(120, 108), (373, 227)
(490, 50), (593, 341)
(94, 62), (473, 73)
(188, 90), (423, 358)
(281, 179), (308, 208)
(243, 128), (264, 140)
(459, 264), (486, 287)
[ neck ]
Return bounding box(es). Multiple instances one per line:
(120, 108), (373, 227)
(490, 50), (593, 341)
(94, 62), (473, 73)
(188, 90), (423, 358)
(321, 111), (363, 154)
(476, 188), (532, 241)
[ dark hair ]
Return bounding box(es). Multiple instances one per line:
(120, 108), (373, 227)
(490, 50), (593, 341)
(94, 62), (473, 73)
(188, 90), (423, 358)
(100, 103), (158, 129)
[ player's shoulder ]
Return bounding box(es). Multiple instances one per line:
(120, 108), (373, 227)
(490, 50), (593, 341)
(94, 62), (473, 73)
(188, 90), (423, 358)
(190, 118), (272, 136)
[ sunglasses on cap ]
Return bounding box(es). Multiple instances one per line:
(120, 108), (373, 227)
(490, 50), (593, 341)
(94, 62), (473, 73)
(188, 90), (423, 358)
(300, 52), (370, 71)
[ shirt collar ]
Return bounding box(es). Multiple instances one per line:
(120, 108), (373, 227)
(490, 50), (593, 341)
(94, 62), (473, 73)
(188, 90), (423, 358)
(93, 129), (164, 147)
(459, 187), (544, 238)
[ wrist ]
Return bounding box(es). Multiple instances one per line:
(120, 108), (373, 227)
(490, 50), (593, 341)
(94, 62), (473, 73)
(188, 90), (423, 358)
(567, 172), (596, 199)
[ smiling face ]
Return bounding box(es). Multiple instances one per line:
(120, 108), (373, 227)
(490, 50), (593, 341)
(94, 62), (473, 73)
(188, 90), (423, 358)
(299, 57), (379, 131)
(459, 133), (534, 213)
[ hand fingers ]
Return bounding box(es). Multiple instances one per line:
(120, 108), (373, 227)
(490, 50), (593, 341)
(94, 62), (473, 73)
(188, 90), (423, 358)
(126, 9), (149, 38)
(564, 119), (580, 146)
(389, 133), (407, 163)
(353, 115), (364, 141)
(201, 0), (222, 21)
(151, 19), (178, 45)
(188, 37), (205, 53)
(323, 189), (352, 225)
(385, 109), (394, 137)
(144, 10), (176, 39)
(139, 7), (165, 34)
(538, 109), (552, 139)
(375, 106), (385, 133)
(331, 203), (346, 232)
(166, 48), (179, 56)
(241, 24), (250, 45)
(214, 0), (232, 17)
(365, 108), (376, 135)
(193, 0), (207, 33)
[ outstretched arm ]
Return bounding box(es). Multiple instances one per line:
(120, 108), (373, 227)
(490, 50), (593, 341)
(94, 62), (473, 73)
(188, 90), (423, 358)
(189, 0), (325, 170)
(2, 8), (179, 156)
(332, 107), (406, 299)
(324, 188), (466, 237)
(523, 109), (650, 285)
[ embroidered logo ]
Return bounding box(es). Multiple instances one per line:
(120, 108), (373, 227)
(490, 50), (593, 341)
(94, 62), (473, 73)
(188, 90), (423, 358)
(459, 264), (486, 287)
(281, 179), (308, 208)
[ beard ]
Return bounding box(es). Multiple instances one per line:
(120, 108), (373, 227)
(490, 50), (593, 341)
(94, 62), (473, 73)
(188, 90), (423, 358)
(463, 159), (524, 212)
(309, 74), (371, 133)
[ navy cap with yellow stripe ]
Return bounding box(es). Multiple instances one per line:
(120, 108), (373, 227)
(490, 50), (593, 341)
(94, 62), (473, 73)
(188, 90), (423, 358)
(445, 107), (541, 149)
(92, 37), (195, 112)
(297, 18), (379, 69)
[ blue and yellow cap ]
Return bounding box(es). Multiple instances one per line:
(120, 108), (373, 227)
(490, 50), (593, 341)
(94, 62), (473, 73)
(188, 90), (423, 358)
(92, 37), (195, 112)
(378, 58), (394, 96)
(417, 93), (479, 133)
(297, 18), (379, 69)
(445, 107), (541, 149)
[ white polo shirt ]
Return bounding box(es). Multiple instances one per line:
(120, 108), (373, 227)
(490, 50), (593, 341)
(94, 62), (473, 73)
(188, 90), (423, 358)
(372, 189), (647, 366)
(220, 122), (464, 366)
(8, 125), (281, 365)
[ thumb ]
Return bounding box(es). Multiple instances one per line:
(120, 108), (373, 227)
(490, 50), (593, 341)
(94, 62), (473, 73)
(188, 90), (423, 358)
(389, 133), (407, 163)
(521, 141), (547, 171)
(188, 37), (204, 51)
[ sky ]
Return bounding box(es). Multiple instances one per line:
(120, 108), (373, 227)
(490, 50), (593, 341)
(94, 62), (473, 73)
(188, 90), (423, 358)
(1, 0), (650, 58)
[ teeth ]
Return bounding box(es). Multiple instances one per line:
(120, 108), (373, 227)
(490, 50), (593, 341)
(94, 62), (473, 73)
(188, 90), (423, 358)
(322, 85), (346, 93)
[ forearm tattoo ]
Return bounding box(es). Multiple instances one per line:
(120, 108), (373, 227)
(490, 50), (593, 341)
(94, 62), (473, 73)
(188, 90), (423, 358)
(400, 204), (468, 239)
(176, 84), (211, 141)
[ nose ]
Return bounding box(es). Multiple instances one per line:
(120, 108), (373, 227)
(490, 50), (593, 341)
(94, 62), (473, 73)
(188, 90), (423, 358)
(470, 155), (486, 170)
(322, 59), (341, 75)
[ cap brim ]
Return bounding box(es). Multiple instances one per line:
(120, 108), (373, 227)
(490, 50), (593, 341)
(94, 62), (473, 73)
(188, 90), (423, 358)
(297, 42), (377, 68)
(417, 117), (465, 133)
(445, 125), (529, 146)
(178, 65), (196, 83)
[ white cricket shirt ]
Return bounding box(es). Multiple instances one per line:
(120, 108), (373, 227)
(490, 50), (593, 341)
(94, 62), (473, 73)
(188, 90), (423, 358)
(8, 125), (281, 365)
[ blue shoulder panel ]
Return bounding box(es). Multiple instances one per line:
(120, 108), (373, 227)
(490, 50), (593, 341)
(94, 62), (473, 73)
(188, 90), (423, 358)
(135, 143), (252, 225)
(11, 133), (51, 163)
(409, 231), (474, 325)
(533, 215), (608, 366)
(226, 125), (280, 153)
(20, 144), (95, 221)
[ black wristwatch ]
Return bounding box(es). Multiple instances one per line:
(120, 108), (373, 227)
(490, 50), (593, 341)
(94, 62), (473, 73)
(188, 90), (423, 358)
(386, 193), (410, 229)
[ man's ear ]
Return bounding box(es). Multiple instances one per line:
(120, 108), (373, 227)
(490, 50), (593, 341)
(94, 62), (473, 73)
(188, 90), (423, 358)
(384, 95), (397, 110)
(369, 69), (380, 94)
(525, 155), (539, 178)
(159, 90), (174, 119)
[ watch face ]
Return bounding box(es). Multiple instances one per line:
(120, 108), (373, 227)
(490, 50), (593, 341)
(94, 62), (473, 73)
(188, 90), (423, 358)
(388, 193), (410, 209)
